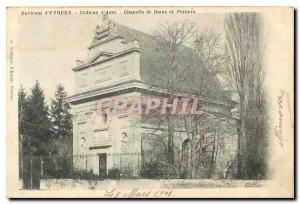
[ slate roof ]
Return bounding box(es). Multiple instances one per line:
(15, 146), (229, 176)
(115, 23), (230, 102)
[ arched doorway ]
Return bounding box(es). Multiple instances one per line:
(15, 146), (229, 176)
(181, 139), (191, 178)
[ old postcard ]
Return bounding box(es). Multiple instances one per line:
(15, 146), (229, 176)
(6, 7), (294, 198)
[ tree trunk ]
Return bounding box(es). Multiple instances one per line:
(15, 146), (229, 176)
(209, 119), (219, 179)
(237, 93), (248, 179)
(167, 115), (175, 165)
(236, 119), (242, 178)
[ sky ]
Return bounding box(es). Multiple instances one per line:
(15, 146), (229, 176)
(16, 11), (224, 104)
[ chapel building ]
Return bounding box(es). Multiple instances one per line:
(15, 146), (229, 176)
(68, 16), (238, 178)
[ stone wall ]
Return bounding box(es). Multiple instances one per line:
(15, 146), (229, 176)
(72, 92), (142, 176)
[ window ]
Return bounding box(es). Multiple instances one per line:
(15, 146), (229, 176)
(182, 139), (191, 159)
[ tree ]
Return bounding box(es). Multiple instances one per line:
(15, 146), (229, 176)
(22, 80), (52, 156)
(51, 84), (72, 140)
(50, 84), (73, 157)
(224, 13), (267, 179)
(187, 30), (228, 178)
(193, 30), (226, 98)
(150, 22), (234, 179)
(18, 85), (27, 151)
(153, 21), (196, 166)
(18, 85), (27, 177)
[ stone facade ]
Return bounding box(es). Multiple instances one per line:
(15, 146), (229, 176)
(71, 93), (142, 176)
(68, 16), (238, 178)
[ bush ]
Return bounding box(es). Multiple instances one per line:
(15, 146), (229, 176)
(141, 161), (178, 179)
(108, 168), (121, 179)
(73, 170), (99, 180)
(140, 161), (165, 179)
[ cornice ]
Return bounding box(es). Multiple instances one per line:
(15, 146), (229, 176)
(88, 36), (123, 49)
(67, 80), (236, 109)
(72, 47), (140, 71)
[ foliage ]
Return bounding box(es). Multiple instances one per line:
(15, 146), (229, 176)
(73, 170), (99, 180)
(108, 168), (121, 179)
(18, 86), (27, 177)
(151, 21), (235, 180)
(140, 160), (177, 179)
(224, 13), (268, 179)
(21, 81), (52, 157)
(51, 84), (73, 140)
(140, 161), (164, 179)
(50, 84), (73, 158)
(18, 82), (73, 179)
(153, 21), (196, 166)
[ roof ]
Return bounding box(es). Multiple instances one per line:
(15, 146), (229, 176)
(114, 23), (231, 102)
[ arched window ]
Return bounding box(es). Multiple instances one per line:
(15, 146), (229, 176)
(181, 139), (191, 178)
(182, 139), (191, 159)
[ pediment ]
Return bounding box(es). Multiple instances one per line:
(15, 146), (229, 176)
(88, 52), (115, 64)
